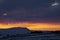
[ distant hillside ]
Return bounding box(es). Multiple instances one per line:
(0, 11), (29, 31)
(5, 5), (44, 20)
(0, 27), (60, 40)
(0, 27), (60, 35)
(0, 27), (31, 35)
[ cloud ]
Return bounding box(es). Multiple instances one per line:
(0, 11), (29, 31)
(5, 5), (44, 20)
(0, 0), (60, 23)
(3, 6), (59, 23)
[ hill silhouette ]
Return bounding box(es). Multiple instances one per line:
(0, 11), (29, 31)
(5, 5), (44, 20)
(0, 27), (60, 40)
(0, 27), (31, 35)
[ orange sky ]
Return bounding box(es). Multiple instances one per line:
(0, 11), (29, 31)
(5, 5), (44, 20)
(0, 22), (60, 31)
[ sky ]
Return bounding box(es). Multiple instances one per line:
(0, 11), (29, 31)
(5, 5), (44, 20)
(0, 0), (60, 31)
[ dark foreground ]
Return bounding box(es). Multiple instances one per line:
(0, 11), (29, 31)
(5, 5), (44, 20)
(0, 33), (60, 40)
(0, 27), (60, 40)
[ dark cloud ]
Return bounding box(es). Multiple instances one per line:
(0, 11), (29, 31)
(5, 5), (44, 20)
(0, 0), (60, 23)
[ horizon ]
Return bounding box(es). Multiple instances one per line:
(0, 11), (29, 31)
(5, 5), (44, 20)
(0, 22), (60, 31)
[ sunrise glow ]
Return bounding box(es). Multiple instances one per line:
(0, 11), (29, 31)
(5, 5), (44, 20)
(0, 22), (60, 31)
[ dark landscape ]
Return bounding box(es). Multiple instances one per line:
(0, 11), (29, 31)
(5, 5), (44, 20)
(0, 27), (60, 40)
